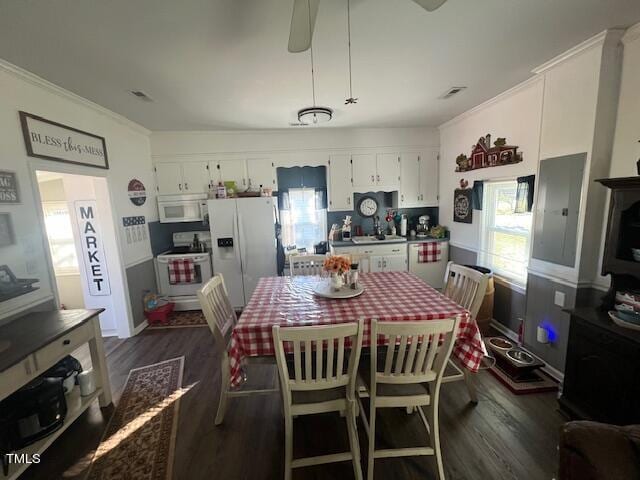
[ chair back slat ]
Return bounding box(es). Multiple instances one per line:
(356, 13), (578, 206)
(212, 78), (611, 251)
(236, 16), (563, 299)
(372, 319), (459, 386)
(197, 274), (238, 348)
(442, 262), (489, 320)
(289, 254), (327, 276)
(272, 321), (363, 400)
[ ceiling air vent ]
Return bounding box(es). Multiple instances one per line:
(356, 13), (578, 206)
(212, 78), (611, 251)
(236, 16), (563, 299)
(288, 122), (307, 127)
(130, 90), (154, 102)
(439, 86), (467, 99)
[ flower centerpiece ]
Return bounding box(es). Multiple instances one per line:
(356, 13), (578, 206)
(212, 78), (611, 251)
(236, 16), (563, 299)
(323, 255), (351, 290)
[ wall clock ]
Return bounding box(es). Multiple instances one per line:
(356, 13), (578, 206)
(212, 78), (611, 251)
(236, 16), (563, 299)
(357, 196), (378, 217)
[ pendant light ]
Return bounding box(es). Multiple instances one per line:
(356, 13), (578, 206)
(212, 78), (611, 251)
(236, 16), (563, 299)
(345, 0), (357, 105)
(297, 0), (332, 125)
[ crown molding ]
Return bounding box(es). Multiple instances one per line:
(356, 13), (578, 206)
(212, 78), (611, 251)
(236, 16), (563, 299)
(622, 22), (640, 45)
(438, 75), (543, 130)
(531, 30), (612, 75)
(0, 59), (150, 136)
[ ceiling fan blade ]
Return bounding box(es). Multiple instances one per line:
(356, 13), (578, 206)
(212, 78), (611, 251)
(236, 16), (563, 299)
(288, 0), (319, 53)
(412, 0), (448, 12)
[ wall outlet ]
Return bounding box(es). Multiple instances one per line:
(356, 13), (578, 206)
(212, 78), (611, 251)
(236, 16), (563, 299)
(554, 291), (566, 308)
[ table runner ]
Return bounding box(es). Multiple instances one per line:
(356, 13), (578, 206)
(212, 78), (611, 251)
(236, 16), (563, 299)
(228, 271), (483, 387)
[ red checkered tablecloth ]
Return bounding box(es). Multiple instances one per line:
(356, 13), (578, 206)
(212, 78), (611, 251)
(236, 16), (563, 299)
(228, 271), (484, 387)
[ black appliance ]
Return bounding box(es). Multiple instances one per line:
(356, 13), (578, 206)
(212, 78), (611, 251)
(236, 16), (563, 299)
(0, 377), (67, 451)
(314, 241), (329, 255)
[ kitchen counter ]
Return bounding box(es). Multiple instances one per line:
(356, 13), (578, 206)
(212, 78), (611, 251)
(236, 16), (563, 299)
(330, 236), (448, 247)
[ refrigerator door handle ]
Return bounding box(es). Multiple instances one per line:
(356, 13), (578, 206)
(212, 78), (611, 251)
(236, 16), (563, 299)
(238, 210), (248, 273)
(232, 210), (243, 273)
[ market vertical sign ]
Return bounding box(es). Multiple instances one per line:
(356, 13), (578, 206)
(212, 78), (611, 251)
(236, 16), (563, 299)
(20, 112), (109, 169)
(75, 201), (111, 296)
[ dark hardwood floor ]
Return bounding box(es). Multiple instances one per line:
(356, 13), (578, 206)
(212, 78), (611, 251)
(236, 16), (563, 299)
(21, 327), (564, 480)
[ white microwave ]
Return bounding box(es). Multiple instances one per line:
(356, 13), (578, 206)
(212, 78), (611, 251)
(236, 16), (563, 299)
(158, 193), (209, 223)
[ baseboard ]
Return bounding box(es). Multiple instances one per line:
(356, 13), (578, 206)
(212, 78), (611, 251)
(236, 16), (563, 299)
(489, 320), (564, 383)
(133, 319), (149, 336)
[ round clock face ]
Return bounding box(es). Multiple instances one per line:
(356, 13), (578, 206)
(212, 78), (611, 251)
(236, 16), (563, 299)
(358, 196), (378, 217)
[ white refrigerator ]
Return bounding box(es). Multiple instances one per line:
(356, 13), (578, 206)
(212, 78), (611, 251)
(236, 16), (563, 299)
(208, 197), (277, 308)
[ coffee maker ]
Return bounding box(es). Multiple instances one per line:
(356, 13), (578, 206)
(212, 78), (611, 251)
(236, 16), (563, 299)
(416, 215), (430, 237)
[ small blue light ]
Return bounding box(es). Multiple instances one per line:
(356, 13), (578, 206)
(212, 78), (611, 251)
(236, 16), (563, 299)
(540, 320), (558, 342)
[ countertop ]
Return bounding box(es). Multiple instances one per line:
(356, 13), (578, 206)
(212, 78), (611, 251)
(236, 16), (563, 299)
(330, 236), (449, 247)
(0, 309), (103, 373)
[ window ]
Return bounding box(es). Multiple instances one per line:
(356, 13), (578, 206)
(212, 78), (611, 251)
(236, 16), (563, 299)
(42, 202), (80, 275)
(280, 188), (327, 252)
(479, 181), (532, 287)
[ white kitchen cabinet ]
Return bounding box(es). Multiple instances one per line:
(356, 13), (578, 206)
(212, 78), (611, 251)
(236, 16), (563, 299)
(328, 154), (353, 211)
(418, 150), (439, 206)
(156, 162), (208, 194)
(213, 159), (247, 190)
(247, 158), (277, 190)
(399, 153), (420, 207)
(383, 254), (408, 272)
(351, 154), (377, 189)
(330, 243), (407, 272)
(181, 161), (210, 193)
(376, 154), (400, 188)
(155, 162), (183, 194)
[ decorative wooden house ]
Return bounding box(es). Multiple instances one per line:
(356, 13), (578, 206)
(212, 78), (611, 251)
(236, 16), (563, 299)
(456, 133), (523, 172)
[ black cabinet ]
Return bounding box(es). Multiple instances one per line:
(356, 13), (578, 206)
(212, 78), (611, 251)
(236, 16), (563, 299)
(560, 308), (640, 425)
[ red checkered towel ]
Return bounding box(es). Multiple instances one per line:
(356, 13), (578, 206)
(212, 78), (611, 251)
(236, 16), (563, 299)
(417, 242), (442, 263)
(168, 258), (195, 284)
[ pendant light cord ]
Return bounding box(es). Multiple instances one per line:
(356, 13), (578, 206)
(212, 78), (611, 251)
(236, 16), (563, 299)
(347, 0), (353, 100)
(308, 0), (317, 107)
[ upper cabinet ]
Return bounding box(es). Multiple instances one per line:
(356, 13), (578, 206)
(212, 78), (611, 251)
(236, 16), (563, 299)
(155, 162), (209, 194)
(246, 158), (277, 190)
(398, 150), (439, 207)
(351, 154), (377, 189)
(213, 159), (248, 190)
(327, 154), (353, 211)
(352, 153), (400, 191)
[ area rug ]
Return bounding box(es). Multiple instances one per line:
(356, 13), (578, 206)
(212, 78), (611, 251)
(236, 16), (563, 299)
(489, 363), (559, 395)
(86, 357), (185, 480)
(147, 310), (208, 329)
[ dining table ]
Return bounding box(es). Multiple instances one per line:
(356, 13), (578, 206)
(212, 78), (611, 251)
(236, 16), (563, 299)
(228, 271), (485, 388)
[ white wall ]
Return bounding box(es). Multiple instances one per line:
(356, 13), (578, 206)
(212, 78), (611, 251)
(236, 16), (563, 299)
(0, 60), (155, 333)
(438, 78), (544, 253)
(151, 128), (439, 158)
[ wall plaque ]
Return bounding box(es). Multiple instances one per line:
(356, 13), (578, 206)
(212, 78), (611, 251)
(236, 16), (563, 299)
(0, 171), (20, 204)
(20, 111), (108, 169)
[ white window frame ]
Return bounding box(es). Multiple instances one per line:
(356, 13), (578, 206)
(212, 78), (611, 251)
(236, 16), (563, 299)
(478, 180), (532, 288)
(280, 187), (327, 252)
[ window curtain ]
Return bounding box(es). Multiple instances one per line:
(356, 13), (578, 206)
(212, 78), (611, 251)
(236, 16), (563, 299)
(515, 175), (535, 213)
(278, 191), (290, 211)
(472, 181), (484, 210)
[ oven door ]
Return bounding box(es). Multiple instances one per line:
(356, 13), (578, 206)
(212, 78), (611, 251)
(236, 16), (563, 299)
(156, 254), (212, 296)
(158, 200), (206, 223)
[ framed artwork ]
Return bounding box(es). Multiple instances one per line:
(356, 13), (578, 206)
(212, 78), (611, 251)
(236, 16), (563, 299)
(0, 213), (15, 247)
(0, 171), (20, 204)
(19, 111), (109, 169)
(453, 189), (473, 224)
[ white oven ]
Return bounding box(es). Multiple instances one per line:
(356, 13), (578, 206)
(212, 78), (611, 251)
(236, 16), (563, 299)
(158, 193), (209, 223)
(155, 231), (213, 310)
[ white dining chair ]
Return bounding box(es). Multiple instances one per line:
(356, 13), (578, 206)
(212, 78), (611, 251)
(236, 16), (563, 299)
(288, 254), (327, 276)
(357, 317), (460, 480)
(441, 261), (490, 403)
(346, 253), (372, 273)
(198, 274), (278, 425)
(272, 319), (364, 480)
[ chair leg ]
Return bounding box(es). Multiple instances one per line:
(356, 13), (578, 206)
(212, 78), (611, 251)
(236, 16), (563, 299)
(215, 356), (231, 425)
(463, 369), (478, 404)
(284, 414), (293, 480)
(346, 401), (363, 480)
(367, 399), (376, 480)
(425, 402), (445, 480)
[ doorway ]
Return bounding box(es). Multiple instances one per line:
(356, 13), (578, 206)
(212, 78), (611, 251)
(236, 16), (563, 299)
(35, 170), (131, 337)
